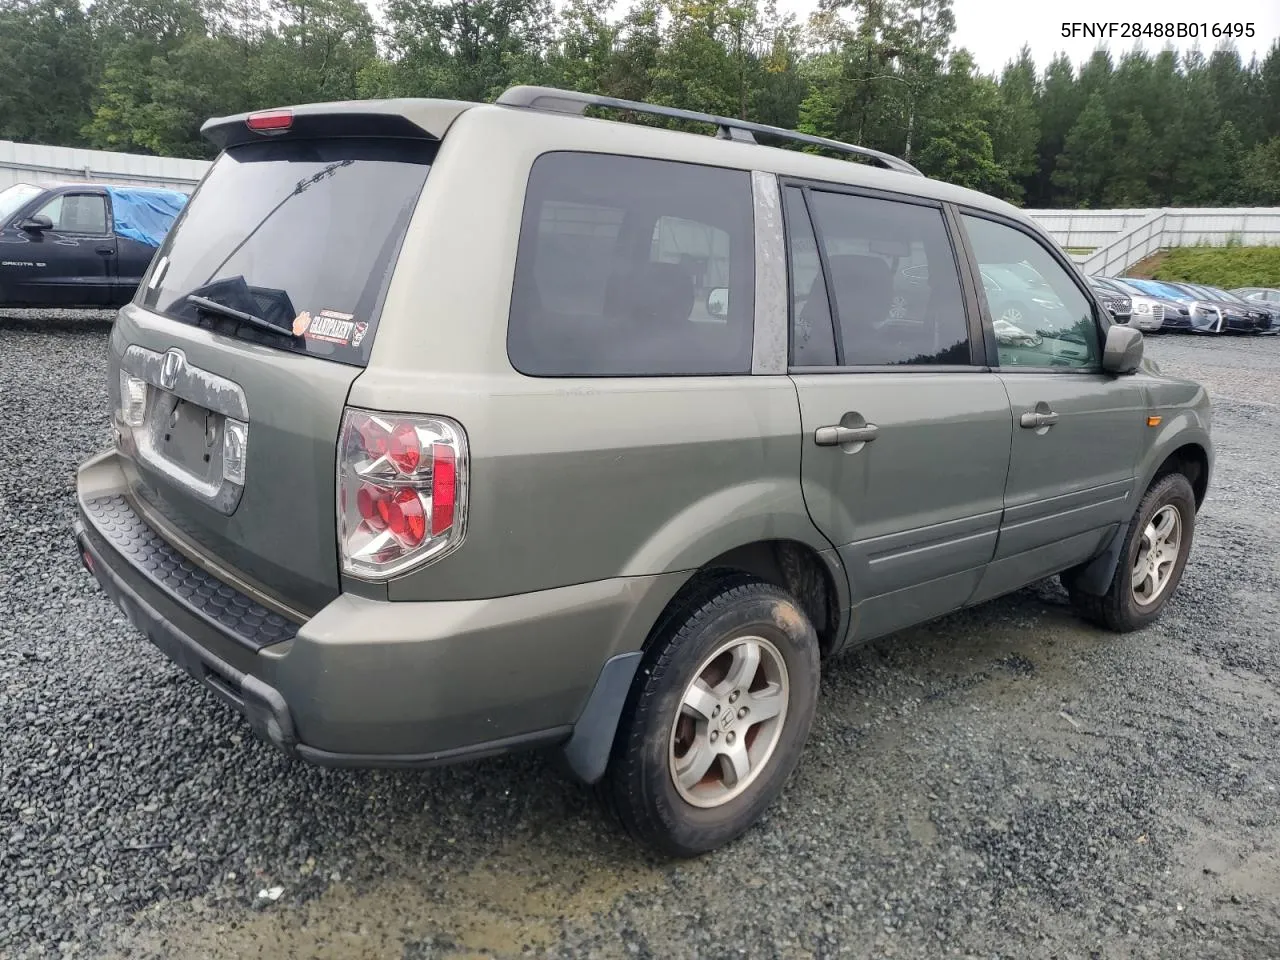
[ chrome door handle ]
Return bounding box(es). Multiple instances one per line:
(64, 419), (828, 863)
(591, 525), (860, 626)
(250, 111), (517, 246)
(814, 424), (879, 446)
(1020, 410), (1060, 428)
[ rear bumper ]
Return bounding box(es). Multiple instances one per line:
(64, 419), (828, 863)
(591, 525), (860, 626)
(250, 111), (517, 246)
(75, 449), (683, 770)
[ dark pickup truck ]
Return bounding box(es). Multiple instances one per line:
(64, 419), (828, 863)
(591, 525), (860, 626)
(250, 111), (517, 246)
(0, 181), (187, 308)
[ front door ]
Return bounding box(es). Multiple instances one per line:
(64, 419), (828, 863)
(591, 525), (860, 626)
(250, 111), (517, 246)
(8, 191), (114, 307)
(783, 184), (1012, 643)
(957, 211), (1147, 604)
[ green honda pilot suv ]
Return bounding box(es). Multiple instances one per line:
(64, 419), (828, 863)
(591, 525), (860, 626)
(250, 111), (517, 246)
(74, 87), (1212, 857)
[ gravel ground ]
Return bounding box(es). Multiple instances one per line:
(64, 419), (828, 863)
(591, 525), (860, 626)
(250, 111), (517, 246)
(3, 310), (1280, 960)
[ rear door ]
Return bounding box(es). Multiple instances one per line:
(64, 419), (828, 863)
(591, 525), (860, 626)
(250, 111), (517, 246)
(955, 210), (1147, 604)
(785, 183), (1012, 642)
(7, 190), (114, 306)
(111, 133), (437, 614)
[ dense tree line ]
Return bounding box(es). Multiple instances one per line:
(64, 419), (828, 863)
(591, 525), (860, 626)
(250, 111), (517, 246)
(2, 0), (1279, 207)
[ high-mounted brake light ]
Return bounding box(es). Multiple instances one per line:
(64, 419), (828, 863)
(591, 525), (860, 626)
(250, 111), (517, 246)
(246, 109), (293, 134)
(337, 410), (468, 579)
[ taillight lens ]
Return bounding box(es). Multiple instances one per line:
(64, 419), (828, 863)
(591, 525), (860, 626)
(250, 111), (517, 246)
(119, 371), (148, 427)
(337, 409), (468, 579)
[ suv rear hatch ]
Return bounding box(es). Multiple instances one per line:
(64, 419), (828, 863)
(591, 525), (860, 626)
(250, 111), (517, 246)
(108, 104), (464, 615)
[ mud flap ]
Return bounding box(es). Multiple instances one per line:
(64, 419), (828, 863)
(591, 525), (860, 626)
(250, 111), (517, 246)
(1070, 520), (1131, 597)
(558, 651), (643, 784)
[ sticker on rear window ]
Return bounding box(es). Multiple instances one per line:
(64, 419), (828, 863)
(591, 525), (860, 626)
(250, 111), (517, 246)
(302, 309), (358, 345)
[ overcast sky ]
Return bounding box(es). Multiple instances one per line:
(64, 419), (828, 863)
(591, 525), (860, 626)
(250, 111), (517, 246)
(777, 0), (1280, 74)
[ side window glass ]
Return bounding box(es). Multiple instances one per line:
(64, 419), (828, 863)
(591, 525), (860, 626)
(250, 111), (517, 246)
(961, 214), (1101, 369)
(806, 191), (971, 366)
(508, 153), (755, 377)
(782, 186), (835, 366)
(37, 194), (108, 234)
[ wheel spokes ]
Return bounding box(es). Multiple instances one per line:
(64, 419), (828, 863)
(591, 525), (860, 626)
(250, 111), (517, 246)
(674, 738), (717, 791)
(721, 639), (761, 695)
(667, 634), (792, 809)
(743, 682), (784, 723)
(681, 679), (719, 722)
(1133, 504), (1183, 606)
(719, 740), (752, 788)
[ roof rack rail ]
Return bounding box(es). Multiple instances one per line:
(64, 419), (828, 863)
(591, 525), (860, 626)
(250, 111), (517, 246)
(496, 85), (924, 177)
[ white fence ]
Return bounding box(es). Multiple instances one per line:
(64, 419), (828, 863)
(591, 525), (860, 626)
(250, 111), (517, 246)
(1024, 206), (1280, 274)
(0, 140), (209, 192)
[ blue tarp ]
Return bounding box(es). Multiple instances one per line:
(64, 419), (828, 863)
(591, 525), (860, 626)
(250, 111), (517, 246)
(103, 186), (188, 248)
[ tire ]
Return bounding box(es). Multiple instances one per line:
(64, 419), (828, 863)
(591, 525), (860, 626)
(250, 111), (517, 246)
(602, 576), (820, 858)
(1066, 472), (1196, 632)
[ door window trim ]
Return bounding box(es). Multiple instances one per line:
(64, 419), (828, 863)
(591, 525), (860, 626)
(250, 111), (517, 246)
(953, 204), (1112, 375)
(36, 190), (113, 238)
(779, 176), (988, 374)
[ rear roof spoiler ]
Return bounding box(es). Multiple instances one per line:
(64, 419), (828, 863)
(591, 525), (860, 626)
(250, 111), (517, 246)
(201, 99), (475, 150)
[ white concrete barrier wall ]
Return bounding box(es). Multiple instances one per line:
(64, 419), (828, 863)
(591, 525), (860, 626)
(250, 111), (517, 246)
(0, 140), (209, 192)
(1025, 207), (1280, 275)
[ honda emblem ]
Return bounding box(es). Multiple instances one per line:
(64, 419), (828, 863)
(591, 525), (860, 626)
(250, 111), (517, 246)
(159, 349), (185, 391)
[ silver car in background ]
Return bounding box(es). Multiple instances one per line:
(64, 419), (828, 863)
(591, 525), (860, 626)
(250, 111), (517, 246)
(1091, 277), (1164, 332)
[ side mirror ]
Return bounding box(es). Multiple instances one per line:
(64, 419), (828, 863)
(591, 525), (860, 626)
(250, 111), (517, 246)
(19, 214), (53, 233)
(707, 287), (729, 318)
(1102, 323), (1143, 375)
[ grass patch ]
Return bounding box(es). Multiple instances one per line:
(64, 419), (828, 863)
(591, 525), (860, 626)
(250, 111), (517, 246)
(1127, 251), (1168, 278)
(1148, 246), (1280, 288)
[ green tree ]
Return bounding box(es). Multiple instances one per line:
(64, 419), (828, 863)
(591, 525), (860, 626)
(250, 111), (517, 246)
(1170, 51), (1225, 205)
(83, 0), (210, 151)
(383, 0), (552, 102)
(1242, 137), (1280, 204)
(990, 45), (1038, 201)
(1032, 53), (1082, 205)
(917, 117), (1012, 195)
(0, 0), (98, 146)
(546, 0), (619, 94)
(1101, 113), (1154, 207)
(1051, 90), (1112, 207)
(1259, 41), (1280, 141)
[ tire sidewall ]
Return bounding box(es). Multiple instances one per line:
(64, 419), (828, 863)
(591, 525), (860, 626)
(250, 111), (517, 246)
(629, 588), (820, 855)
(1118, 473), (1196, 626)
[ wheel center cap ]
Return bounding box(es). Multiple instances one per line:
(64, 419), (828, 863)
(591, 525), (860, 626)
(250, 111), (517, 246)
(719, 706), (735, 731)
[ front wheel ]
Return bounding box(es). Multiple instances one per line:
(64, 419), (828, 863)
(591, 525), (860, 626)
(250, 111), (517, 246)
(1066, 472), (1196, 632)
(603, 577), (820, 857)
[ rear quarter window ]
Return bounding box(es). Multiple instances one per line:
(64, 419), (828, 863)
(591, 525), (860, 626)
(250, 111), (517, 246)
(507, 152), (755, 377)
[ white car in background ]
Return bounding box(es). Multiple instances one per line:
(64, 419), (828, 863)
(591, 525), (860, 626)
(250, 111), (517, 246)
(1091, 276), (1164, 332)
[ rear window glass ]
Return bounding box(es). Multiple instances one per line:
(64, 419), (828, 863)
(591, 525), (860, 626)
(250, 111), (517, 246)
(141, 138), (434, 366)
(508, 152), (755, 377)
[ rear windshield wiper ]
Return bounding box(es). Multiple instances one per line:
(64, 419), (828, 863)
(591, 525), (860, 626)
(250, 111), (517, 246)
(186, 295), (293, 339)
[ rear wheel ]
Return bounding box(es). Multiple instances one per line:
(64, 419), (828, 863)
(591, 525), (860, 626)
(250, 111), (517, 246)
(1066, 472), (1196, 632)
(603, 577), (820, 857)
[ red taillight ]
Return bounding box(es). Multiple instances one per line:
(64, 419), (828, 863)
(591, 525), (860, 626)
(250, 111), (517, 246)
(246, 109), (293, 134)
(337, 410), (467, 579)
(430, 443), (456, 537)
(389, 423), (421, 474)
